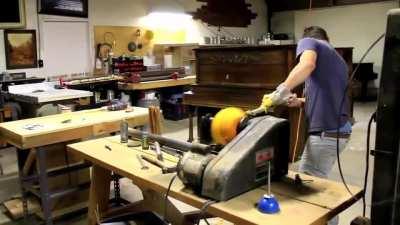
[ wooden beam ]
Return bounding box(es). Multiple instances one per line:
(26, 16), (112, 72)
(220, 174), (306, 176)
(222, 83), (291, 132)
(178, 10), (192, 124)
(22, 149), (37, 176)
(88, 165), (111, 225)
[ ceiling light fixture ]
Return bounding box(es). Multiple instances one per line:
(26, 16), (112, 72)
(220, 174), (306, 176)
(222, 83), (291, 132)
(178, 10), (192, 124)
(140, 0), (193, 30)
(147, 0), (188, 15)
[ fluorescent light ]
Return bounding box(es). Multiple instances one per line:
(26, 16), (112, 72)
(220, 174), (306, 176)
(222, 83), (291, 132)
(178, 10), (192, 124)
(139, 0), (201, 44)
(148, 0), (186, 15)
(139, 12), (193, 31)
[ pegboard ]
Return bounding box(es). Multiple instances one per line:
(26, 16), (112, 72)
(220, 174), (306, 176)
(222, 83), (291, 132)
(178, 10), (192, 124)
(94, 26), (154, 57)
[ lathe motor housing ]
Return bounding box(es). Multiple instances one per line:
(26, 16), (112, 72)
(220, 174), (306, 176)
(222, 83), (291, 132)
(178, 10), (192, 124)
(178, 115), (290, 201)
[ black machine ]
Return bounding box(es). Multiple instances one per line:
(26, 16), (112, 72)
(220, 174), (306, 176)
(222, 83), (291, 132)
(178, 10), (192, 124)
(178, 115), (289, 201)
(128, 115), (290, 201)
(371, 9), (400, 225)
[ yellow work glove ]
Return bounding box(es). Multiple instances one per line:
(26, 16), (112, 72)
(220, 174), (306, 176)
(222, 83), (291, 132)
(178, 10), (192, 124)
(259, 84), (293, 112)
(261, 93), (274, 112)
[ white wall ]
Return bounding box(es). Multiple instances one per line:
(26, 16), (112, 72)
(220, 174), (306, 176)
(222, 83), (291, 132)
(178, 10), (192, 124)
(0, 0), (42, 77)
(271, 11), (295, 39)
(272, 1), (398, 86)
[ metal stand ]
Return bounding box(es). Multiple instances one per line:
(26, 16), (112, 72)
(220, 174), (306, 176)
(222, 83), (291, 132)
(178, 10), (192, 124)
(267, 161), (271, 196)
(0, 159), (3, 175)
(257, 161), (280, 214)
(37, 148), (53, 225)
(188, 106), (194, 143)
(17, 145), (91, 225)
(16, 150), (29, 220)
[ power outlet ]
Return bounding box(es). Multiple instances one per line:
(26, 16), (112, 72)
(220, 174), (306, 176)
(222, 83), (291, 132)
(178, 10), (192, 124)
(38, 60), (44, 68)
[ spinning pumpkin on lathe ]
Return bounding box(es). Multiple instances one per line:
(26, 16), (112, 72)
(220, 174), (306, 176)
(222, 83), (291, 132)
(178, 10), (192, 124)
(211, 107), (246, 145)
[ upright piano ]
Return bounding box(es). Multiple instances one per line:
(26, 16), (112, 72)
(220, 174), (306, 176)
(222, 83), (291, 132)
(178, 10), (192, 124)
(184, 45), (353, 160)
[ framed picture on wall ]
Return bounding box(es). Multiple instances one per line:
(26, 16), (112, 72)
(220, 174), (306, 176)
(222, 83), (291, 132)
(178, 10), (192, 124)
(0, 0), (26, 29)
(39, 0), (89, 18)
(4, 30), (38, 70)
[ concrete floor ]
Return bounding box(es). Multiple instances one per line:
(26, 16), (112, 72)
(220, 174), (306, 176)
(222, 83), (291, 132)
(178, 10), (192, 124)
(0, 101), (377, 225)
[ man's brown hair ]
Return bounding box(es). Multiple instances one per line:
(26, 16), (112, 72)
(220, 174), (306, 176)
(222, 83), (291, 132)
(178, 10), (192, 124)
(303, 26), (329, 41)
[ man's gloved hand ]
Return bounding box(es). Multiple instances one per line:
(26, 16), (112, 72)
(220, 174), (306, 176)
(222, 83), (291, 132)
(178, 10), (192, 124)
(287, 94), (304, 108)
(260, 84), (294, 111)
(261, 93), (274, 111)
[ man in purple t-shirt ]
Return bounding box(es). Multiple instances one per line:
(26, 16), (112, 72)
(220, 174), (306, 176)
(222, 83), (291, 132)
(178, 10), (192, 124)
(259, 26), (351, 225)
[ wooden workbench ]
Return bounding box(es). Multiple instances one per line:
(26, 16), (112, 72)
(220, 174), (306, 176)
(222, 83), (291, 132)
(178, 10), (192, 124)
(9, 89), (93, 105)
(118, 76), (196, 91)
(0, 107), (149, 225)
(68, 136), (363, 225)
(0, 107), (149, 149)
(8, 83), (94, 118)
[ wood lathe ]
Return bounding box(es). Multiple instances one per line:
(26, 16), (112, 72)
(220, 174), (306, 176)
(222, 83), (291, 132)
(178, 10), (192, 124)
(127, 107), (290, 201)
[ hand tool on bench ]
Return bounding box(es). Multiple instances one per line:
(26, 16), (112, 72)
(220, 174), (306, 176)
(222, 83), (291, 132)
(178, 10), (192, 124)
(136, 155), (149, 170)
(140, 155), (176, 174)
(154, 141), (163, 161)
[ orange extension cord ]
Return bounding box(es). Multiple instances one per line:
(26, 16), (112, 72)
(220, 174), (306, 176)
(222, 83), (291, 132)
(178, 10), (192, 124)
(292, 107), (304, 163)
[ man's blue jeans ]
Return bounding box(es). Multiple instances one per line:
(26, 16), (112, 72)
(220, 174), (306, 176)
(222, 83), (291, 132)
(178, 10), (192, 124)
(299, 134), (349, 225)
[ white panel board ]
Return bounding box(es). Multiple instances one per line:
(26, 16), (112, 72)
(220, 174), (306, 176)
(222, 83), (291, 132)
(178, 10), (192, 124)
(41, 20), (90, 77)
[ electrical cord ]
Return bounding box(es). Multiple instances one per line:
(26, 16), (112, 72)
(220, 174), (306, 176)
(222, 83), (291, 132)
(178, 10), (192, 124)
(391, 133), (400, 225)
(196, 200), (217, 225)
(199, 22), (235, 40)
(292, 93), (305, 163)
(163, 174), (177, 224)
(334, 33), (385, 199)
(363, 111), (376, 217)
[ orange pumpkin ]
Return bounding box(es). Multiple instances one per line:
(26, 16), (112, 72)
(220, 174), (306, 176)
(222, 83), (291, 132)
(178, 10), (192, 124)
(211, 107), (246, 145)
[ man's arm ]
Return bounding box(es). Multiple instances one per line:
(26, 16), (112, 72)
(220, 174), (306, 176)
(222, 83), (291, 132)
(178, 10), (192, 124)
(257, 49), (317, 112)
(283, 50), (317, 90)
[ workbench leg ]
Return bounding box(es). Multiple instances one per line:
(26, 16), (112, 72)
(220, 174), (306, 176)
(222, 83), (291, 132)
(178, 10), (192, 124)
(141, 188), (197, 225)
(36, 147), (53, 225)
(16, 150), (29, 220)
(187, 106), (195, 143)
(88, 165), (112, 225)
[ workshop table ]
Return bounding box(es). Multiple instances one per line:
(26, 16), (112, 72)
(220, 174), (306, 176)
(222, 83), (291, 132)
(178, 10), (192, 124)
(0, 77), (45, 92)
(0, 107), (149, 225)
(8, 82), (93, 118)
(9, 89), (93, 105)
(117, 76), (196, 91)
(68, 136), (363, 225)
